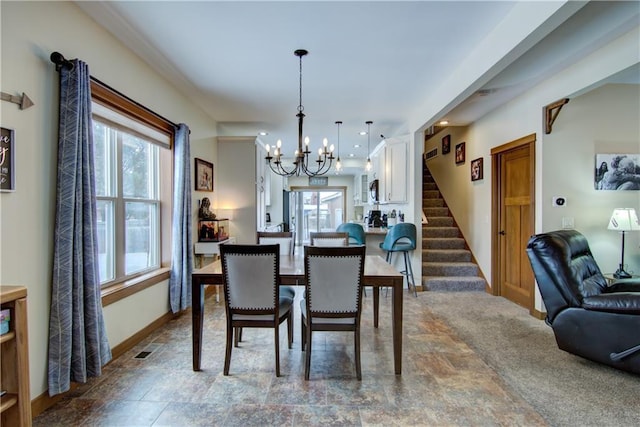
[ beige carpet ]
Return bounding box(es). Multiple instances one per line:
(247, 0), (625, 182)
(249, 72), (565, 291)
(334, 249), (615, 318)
(422, 291), (640, 427)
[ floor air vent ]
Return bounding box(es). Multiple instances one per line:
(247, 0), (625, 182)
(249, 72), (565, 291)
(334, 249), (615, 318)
(133, 342), (163, 359)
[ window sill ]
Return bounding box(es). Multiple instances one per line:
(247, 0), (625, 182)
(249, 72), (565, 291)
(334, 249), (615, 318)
(101, 268), (171, 307)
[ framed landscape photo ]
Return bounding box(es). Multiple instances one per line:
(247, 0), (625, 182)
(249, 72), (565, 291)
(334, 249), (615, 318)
(195, 158), (213, 192)
(471, 157), (483, 181)
(442, 134), (451, 154)
(455, 142), (466, 164)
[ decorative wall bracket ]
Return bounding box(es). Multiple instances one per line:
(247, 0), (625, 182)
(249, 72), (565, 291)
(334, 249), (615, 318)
(1, 91), (34, 110)
(544, 98), (569, 134)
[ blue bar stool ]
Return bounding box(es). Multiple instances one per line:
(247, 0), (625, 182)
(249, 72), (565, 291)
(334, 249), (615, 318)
(379, 223), (417, 297)
(336, 223), (366, 246)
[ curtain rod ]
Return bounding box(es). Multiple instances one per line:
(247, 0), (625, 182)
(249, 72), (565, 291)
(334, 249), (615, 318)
(50, 51), (179, 129)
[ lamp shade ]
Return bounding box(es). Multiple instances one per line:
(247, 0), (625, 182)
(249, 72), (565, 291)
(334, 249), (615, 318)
(608, 208), (640, 231)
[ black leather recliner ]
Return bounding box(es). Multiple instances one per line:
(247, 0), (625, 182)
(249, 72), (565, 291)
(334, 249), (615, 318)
(526, 229), (640, 374)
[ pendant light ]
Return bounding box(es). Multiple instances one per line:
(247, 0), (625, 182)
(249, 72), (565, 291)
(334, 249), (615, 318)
(365, 121), (373, 171)
(335, 121), (342, 172)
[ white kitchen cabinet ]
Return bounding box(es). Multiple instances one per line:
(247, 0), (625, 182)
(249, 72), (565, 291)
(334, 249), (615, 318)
(353, 174), (369, 206)
(360, 174), (368, 205)
(384, 138), (409, 203)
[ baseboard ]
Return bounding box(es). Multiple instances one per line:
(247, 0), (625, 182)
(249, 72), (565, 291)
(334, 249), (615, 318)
(31, 309), (177, 417)
(531, 308), (546, 320)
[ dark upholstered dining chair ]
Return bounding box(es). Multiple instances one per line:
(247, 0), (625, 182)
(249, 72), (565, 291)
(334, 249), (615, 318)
(220, 244), (293, 377)
(301, 245), (366, 380)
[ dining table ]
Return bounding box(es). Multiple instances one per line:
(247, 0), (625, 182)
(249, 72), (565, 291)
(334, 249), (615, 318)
(191, 253), (405, 374)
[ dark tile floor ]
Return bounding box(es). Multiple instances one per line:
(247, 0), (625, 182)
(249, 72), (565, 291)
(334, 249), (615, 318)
(34, 289), (548, 426)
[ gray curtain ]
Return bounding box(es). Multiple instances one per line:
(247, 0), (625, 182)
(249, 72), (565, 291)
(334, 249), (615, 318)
(169, 124), (193, 313)
(48, 59), (112, 396)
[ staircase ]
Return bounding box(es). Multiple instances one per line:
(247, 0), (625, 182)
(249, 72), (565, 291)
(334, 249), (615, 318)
(421, 163), (486, 291)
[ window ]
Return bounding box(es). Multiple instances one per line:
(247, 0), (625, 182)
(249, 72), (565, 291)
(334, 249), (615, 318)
(91, 79), (174, 287)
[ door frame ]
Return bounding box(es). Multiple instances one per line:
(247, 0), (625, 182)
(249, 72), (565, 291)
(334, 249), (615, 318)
(490, 134), (536, 311)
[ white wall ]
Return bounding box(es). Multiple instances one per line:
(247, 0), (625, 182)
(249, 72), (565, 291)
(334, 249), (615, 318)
(425, 26), (640, 311)
(1, 2), (217, 400)
(542, 84), (640, 272)
(217, 138), (257, 244)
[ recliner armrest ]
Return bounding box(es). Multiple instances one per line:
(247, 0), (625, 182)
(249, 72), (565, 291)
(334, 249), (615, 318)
(583, 293), (640, 314)
(607, 279), (640, 293)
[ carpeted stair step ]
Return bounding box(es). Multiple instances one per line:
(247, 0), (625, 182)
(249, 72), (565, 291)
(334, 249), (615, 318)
(423, 190), (441, 199)
(423, 207), (449, 217)
(423, 237), (466, 249)
(423, 198), (445, 208)
(423, 226), (459, 238)
(423, 249), (471, 262)
(423, 262), (479, 276)
(422, 216), (453, 227)
(422, 276), (486, 291)
(423, 182), (438, 191)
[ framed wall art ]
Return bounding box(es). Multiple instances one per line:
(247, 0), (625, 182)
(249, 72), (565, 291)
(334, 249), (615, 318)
(442, 134), (451, 154)
(195, 158), (214, 192)
(471, 157), (483, 181)
(455, 142), (466, 164)
(595, 153), (640, 190)
(0, 127), (15, 192)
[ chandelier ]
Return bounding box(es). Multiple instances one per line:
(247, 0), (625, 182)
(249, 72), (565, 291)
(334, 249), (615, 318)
(265, 49), (335, 177)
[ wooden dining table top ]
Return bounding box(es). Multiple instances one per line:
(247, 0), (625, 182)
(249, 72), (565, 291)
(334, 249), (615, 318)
(192, 253), (404, 286)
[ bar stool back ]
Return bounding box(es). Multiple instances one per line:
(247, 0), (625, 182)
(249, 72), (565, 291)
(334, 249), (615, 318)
(336, 223), (366, 246)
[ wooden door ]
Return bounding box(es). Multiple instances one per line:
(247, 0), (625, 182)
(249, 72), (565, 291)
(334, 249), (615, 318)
(492, 135), (535, 311)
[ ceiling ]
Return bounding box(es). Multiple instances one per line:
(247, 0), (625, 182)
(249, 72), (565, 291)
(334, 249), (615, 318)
(76, 1), (639, 175)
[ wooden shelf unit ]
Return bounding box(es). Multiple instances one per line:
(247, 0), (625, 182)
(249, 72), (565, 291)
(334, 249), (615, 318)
(1, 285), (32, 427)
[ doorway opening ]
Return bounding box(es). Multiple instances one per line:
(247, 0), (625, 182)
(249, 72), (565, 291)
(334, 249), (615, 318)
(289, 186), (347, 245)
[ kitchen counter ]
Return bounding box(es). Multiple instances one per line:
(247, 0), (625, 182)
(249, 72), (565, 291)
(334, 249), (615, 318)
(364, 226), (389, 235)
(363, 227), (388, 257)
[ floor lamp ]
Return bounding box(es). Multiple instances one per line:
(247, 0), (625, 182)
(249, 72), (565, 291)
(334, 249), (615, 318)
(608, 208), (640, 279)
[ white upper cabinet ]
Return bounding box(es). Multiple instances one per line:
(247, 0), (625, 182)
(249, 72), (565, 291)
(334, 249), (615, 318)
(384, 137), (409, 203)
(369, 135), (409, 204)
(353, 173), (369, 206)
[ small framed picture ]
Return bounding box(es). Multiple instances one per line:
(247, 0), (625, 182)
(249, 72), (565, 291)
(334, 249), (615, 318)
(1, 127), (15, 192)
(442, 134), (451, 154)
(195, 158), (213, 192)
(455, 142), (466, 164)
(471, 157), (483, 181)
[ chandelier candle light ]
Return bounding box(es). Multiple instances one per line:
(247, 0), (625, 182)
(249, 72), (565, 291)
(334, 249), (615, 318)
(608, 207), (640, 279)
(265, 49), (335, 177)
